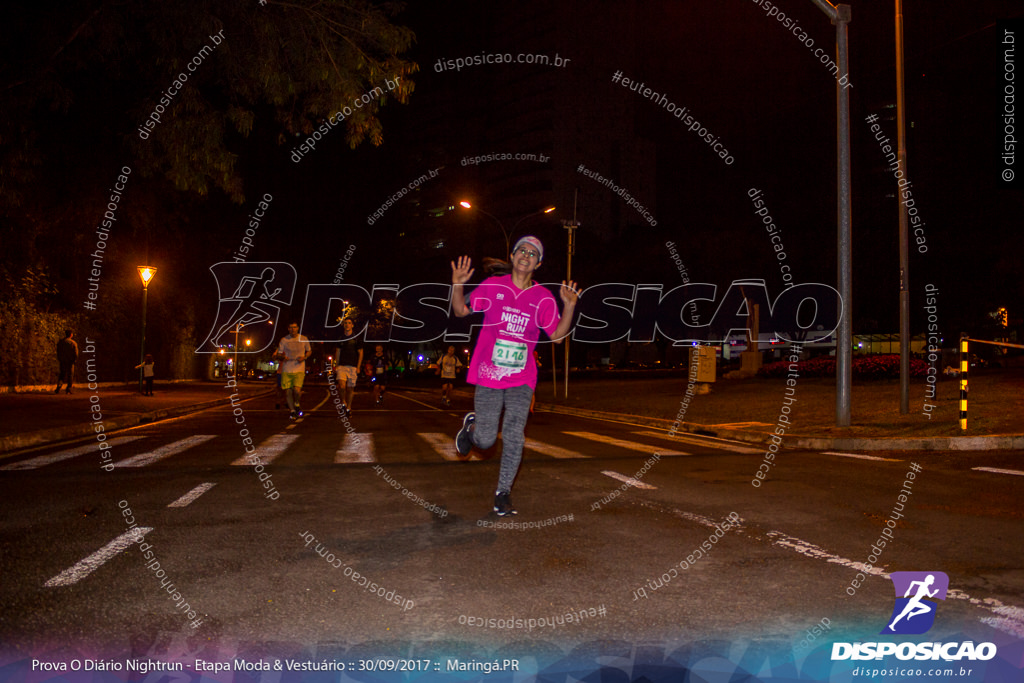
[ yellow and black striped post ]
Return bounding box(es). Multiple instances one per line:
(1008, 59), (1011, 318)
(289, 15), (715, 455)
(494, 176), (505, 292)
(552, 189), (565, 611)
(959, 336), (969, 430)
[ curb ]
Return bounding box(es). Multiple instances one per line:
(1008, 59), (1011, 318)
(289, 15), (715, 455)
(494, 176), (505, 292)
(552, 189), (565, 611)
(0, 379), (202, 394)
(0, 389), (273, 455)
(534, 403), (1024, 452)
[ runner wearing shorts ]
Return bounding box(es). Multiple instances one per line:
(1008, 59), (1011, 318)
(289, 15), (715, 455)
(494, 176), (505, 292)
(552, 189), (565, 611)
(438, 345), (464, 407)
(276, 322), (311, 419)
(334, 318), (362, 416)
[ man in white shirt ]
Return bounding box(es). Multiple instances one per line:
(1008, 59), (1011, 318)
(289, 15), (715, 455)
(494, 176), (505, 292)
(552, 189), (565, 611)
(276, 322), (311, 419)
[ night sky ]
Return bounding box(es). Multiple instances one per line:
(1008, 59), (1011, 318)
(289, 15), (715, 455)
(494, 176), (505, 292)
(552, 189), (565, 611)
(279, 0), (1024, 336)
(6, 0), (1023, 344)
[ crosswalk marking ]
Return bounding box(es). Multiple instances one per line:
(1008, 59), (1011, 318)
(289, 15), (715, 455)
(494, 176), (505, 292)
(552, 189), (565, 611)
(419, 433), (465, 461)
(44, 528), (153, 587)
(524, 438), (589, 459)
(972, 467), (1024, 477)
(565, 431), (688, 456)
(335, 434), (376, 463)
(712, 422), (772, 428)
(601, 470), (658, 490)
(114, 435), (218, 468)
(230, 434), (300, 466)
(824, 451), (901, 462)
(1, 436), (147, 470)
(632, 430), (762, 454)
(167, 483), (217, 508)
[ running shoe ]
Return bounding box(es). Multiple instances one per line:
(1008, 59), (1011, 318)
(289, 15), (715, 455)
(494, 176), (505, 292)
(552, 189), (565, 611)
(289, 411), (297, 420)
(455, 412), (475, 456)
(493, 491), (517, 516)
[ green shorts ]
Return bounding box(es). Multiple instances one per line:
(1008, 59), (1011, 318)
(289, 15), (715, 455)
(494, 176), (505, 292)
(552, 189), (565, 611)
(281, 372), (305, 390)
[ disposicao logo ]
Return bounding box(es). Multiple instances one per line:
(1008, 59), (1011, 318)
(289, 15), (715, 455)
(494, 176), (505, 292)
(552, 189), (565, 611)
(882, 571), (948, 635)
(831, 571), (997, 663)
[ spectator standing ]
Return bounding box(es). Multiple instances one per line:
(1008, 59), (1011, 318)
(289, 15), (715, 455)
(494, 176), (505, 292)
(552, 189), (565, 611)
(134, 354), (156, 396)
(55, 329), (79, 394)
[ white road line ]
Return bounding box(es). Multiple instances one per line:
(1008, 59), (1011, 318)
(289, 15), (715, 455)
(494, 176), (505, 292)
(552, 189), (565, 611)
(524, 438), (589, 459)
(765, 530), (1024, 638)
(1, 436), (147, 470)
(633, 430), (763, 454)
(766, 530), (890, 579)
(601, 470), (658, 490)
(114, 435), (217, 468)
(565, 431), (688, 456)
(419, 432), (466, 461)
(824, 451), (902, 462)
(971, 599), (1024, 638)
(712, 422), (772, 428)
(972, 467), (1024, 477)
(390, 391), (444, 411)
(230, 434), (299, 466)
(671, 508), (739, 529)
(167, 483), (217, 508)
(335, 434), (376, 463)
(44, 528), (153, 587)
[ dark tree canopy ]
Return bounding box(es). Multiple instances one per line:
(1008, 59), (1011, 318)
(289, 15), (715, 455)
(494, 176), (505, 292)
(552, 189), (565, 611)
(0, 1), (417, 383)
(1, 0), (416, 207)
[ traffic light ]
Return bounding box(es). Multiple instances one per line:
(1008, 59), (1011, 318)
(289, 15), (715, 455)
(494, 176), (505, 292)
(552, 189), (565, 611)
(998, 307), (1008, 328)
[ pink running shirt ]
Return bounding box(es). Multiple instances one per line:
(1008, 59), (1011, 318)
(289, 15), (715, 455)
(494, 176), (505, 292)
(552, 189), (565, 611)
(466, 275), (561, 390)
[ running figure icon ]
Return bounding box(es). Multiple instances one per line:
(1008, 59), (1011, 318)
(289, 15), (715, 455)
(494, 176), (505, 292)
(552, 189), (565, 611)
(888, 574), (938, 631)
(881, 571), (948, 635)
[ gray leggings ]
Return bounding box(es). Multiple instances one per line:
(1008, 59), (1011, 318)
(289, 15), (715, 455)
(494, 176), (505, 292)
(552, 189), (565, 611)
(472, 384), (534, 493)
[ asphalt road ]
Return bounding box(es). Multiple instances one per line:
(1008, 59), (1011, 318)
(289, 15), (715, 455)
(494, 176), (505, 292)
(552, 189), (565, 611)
(1, 384), (1022, 676)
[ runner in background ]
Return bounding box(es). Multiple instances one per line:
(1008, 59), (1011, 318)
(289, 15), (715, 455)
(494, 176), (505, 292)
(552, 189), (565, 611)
(368, 344), (388, 404)
(334, 318), (362, 417)
(451, 236), (578, 516)
(438, 345), (463, 407)
(276, 322), (311, 419)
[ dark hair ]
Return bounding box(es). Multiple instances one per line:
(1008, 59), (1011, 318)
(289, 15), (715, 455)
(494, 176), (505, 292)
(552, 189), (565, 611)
(482, 257), (512, 276)
(64, 329), (73, 337)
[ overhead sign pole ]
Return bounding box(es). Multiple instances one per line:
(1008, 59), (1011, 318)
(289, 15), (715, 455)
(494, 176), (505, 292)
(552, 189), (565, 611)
(811, 0), (854, 427)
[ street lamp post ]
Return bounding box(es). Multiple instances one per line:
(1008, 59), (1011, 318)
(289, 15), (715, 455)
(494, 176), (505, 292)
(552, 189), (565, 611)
(810, 0), (853, 427)
(459, 201), (555, 256)
(232, 323), (245, 380)
(561, 189), (580, 399)
(896, 0), (911, 414)
(137, 266), (156, 393)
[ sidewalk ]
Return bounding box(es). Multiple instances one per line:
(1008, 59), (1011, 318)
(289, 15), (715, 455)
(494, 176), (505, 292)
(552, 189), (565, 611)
(531, 368), (1024, 451)
(0, 380), (273, 454)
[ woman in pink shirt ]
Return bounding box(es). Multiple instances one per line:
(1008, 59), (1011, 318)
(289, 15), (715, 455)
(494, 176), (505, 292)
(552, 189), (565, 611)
(451, 236), (579, 516)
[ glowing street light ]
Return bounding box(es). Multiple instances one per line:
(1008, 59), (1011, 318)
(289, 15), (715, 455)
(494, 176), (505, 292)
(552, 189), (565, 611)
(137, 266), (157, 393)
(459, 201), (556, 255)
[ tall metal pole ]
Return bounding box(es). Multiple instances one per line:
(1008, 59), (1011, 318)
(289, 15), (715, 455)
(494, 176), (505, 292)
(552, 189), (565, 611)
(562, 190), (579, 399)
(812, 0), (853, 427)
(139, 284), (148, 392)
(896, 0), (911, 413)
(233, 324), (240, 380)
(836, 5), (853, 427)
